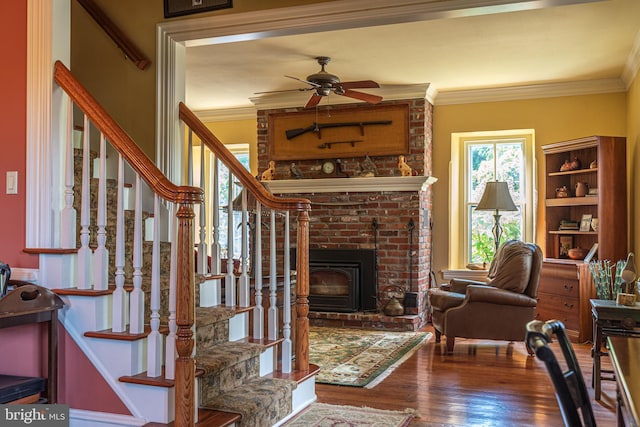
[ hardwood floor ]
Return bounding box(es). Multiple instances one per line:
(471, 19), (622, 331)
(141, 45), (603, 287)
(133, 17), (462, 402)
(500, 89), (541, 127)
(315, 325), (619, 426)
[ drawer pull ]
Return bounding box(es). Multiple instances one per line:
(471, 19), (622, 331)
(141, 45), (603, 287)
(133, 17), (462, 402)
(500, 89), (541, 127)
(563, 284), (574, 291)
(564, 302), (574, 309)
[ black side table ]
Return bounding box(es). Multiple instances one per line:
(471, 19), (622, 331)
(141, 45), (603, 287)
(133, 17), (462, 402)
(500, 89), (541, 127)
(590, 299), (640, 400)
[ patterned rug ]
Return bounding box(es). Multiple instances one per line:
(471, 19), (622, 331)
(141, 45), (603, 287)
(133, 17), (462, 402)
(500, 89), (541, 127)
(309, 326), (431, 388)
(283, 402), (415, 426)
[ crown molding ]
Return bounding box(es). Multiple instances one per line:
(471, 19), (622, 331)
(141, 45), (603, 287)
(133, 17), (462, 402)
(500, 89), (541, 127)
(434, 78), (626, 105)
(194, 106), (257, 122)
(622, 30), (640, 88)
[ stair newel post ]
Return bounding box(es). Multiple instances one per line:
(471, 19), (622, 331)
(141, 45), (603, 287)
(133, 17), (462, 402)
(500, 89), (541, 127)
(281, 211), (292, 373)
(92, 133), (109, 290)
(238, 188), (250, 307)
(268, 210), (278, 342)
(147, 194), (163, 377)
(112, 154), (127, 332)
(60, 98), (76, 249)
(129, 174), (145, 334)
(253, 202), (264, 339)
(225, 173), (236, 306)
(295, 209), (310, 371)
(174, 195), (198, 427)
(165, 203), (178, 380)
(77, 115), (93, 289)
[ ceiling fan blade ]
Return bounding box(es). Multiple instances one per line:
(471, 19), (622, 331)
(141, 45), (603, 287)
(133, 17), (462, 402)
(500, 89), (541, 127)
(339, 80), (380, 89)
(254, 87), (313, 95)
(305, 94), (323, 108)
(341, 89), (383, 104)
(285, 75), (321, 87)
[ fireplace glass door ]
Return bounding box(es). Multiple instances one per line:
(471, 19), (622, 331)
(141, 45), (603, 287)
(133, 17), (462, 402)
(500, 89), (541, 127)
(309, 264), (359, 312)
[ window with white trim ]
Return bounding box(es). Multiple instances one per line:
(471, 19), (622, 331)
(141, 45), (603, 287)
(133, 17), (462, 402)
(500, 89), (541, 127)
(449, 130), (536, 269)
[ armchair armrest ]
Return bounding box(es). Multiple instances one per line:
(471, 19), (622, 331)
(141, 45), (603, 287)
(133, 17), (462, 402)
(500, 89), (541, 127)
(444, 278), (488, 294)
(465, 285), (537, 307)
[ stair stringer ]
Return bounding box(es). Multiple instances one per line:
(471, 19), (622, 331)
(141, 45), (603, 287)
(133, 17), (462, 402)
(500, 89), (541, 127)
(58, 293), (174, 424)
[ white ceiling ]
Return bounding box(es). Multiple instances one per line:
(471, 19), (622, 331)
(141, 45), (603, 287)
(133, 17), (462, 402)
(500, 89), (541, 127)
(184, 0), (640, 118)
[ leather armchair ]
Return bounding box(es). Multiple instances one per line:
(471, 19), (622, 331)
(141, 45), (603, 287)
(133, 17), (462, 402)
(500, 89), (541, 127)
(428, 240), (543, 354)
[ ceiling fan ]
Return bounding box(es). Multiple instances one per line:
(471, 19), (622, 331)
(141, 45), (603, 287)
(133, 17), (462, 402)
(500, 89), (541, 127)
(256, 56), (383, 108)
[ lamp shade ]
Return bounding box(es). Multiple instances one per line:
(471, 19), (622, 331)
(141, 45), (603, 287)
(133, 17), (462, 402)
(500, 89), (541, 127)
(476, 181), (517, 212)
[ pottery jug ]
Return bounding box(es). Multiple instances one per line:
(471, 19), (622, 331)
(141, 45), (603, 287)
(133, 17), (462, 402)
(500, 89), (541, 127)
(570, 157), (581, 170)
(575, 182), (589, 197)
(556, 186), (569, 198)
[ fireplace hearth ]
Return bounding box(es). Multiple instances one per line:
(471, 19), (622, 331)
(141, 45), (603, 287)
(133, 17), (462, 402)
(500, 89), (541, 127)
(304, 248), (377, 313)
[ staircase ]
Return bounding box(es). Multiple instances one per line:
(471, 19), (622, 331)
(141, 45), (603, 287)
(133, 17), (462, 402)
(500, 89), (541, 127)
(25, 60), (316, 426)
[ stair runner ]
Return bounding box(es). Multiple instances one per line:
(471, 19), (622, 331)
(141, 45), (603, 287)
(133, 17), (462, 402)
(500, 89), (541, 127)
(195, 307), (297, 426)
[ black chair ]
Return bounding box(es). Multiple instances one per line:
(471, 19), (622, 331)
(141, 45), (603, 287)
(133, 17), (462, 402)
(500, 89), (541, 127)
(525, 319), (596, 427)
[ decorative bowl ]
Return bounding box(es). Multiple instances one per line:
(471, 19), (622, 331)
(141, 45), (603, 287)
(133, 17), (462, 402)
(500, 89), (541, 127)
(568, 248), (588, 260)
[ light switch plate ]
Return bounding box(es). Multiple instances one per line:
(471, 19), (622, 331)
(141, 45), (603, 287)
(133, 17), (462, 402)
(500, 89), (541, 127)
(6, 171), (17, 194)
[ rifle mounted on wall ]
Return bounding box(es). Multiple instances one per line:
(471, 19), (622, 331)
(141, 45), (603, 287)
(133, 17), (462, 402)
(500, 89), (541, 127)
(285, 120), (392, 140)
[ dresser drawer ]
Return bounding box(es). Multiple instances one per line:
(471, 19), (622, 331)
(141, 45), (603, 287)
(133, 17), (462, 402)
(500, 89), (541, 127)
(538, 276), (579, 298)
(536, 292), (580, 330)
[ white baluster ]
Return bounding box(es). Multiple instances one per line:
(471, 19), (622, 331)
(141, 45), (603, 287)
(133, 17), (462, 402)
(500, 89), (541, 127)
(165, 204), (178, 380)
(129, 174), (144, 334)
(112, 154), (127, 332)
(211, 156), (222, 305)
(281, 211), (292, 373)
(238, 189), (250, 307)
(77, 115), (92, 289)
(253, 203), (263, 339)
(147, 194), (163, 377)
(225, 173), (235, 307)
(268, 210), (277, 341)
(197, 140), (207, 274)
(92, 133), (109, 290)
(60, 98), (76, 249)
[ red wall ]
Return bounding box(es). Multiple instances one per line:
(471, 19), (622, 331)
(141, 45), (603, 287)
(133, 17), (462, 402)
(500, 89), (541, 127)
(0, 2), (38, 268)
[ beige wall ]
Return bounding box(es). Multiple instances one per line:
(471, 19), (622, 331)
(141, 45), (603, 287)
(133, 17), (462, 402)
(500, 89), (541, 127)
(204, 120), (259, 175)
(626, 72), (640, 257)
(432, 93), (628, 281)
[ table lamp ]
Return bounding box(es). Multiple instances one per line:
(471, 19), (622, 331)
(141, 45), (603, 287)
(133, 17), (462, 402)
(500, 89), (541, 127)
(475, 181), (518, 255)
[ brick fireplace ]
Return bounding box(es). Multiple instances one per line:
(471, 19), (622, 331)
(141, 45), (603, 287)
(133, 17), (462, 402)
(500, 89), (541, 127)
(257, 97), (434, 331)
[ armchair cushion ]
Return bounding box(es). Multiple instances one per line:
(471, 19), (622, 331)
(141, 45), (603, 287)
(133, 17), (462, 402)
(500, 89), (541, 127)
(487, 240), (533, 293)
(465, 285), (537, 307)
(428, 289), (465, 312)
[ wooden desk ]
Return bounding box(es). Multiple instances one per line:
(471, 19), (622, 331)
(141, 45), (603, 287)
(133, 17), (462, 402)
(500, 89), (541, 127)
(608, 336), (640, 427)
(590, 300), (640, 400)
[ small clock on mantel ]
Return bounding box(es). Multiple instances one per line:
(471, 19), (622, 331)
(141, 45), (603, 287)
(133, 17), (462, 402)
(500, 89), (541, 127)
(321, 160), (336, 176)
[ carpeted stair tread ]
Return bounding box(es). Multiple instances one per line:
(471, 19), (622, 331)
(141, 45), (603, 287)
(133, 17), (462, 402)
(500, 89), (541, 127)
(196, 341), (263, 376)
(195, 306), (236, 327)
(200, 377), (297, 427)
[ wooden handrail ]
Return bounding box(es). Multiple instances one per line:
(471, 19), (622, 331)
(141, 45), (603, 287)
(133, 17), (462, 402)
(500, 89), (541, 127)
(178, 102), (311, 213)
(76, 0), (151, 70)
(54, 61), (202, 205)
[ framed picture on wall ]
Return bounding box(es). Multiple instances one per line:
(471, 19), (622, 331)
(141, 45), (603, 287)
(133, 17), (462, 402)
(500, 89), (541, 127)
(164, 0), (232, 18)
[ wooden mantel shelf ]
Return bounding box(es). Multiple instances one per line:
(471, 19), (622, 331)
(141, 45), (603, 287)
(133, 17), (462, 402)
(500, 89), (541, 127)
(264, 175), (437, 194)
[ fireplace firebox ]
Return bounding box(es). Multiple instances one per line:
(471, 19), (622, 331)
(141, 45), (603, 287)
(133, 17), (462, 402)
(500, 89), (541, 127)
(294, 248), (377, 313)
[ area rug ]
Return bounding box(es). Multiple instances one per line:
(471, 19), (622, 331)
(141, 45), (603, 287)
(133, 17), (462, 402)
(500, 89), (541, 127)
(309, 326), (431, 388)
(283, 402), (415, 426)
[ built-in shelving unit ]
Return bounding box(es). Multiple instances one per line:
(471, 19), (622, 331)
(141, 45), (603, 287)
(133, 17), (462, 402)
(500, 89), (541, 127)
(538, 135), (627, 342)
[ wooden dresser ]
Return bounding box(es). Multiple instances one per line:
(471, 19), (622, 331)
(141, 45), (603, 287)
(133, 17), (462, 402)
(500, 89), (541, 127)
(536, 260), (595, 342)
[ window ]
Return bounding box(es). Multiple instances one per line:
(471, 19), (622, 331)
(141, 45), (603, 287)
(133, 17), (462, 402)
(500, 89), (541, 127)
(217, 144), (250, 259)
(449, 131), (535, 269)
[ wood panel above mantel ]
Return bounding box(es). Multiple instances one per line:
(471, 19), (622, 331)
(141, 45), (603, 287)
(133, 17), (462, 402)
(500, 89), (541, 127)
(264, 176), (437, 194)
